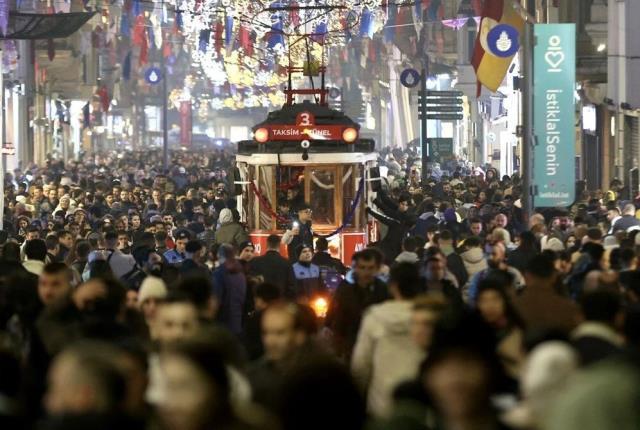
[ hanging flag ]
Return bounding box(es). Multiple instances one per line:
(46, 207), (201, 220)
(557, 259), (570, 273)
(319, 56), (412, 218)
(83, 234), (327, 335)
(266, 16), (284, 49)
(122, 51), (131, 80)
(139, 37), (148, 65)
(383, 2), (397, 44)
(2, 40), (17, 71)
(175, 11), (183, 32)
(214, 21), (223, 54)
(311, 21), (327, 44)
(97, 86), (110, 112)
(472, 0), (484, 15)
(163, 38), (172, 58)
(238, 25), (252, 55)
(225, 14), (233, 46)
(472, 0), (525, 94)
(147, 25), (155, 50)
(0, 0), (9, 36)
(120, 11), (130, 37)
(427, 0), (443, 21)
(290, 1), (300, 27)
(133, 0), (141, 17)
(359, 8), (374, 39)
(199, 29), (210, 52)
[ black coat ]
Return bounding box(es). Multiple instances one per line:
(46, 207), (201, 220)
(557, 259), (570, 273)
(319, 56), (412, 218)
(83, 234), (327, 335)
(325, 277), (389, 358)
(287, 220), (314, 262)
(249, 251), (294, 297)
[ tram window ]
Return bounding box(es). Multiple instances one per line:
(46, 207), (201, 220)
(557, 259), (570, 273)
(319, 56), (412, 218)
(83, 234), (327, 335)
(342, 166), (356, 228)
(309, 169), (336, 226)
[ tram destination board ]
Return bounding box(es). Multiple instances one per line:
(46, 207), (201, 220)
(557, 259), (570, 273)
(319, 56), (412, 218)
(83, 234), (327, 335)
(426, 98), (463, 105)
(426, 90), (464, 97)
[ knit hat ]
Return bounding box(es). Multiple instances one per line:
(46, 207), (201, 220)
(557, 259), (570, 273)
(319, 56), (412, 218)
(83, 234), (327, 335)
(138, 276), (168, 304)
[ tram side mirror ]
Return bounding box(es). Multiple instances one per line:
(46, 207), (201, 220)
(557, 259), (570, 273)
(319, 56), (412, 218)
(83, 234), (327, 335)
(369, 167), (382, 192)
(231, 167), (243, 196)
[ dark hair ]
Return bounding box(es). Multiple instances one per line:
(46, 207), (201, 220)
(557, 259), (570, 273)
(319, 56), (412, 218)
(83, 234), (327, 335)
(518, 231), (538, 251)
(25, 239), (47, 261)
(75, 240), (92, 260)
(42, 262), (72, 280)
(173, 275), (213, 310)
(439, 229), (453, 242)
(352, 248), (383, 266)
(524, 253), (557, 279)
(476, 281), (524, 329)
(255, 282), (282, 303)
(619, 247), (636, 268)
(267, 234), (281, 249)
(315, 237), (329, 252)
(389, 262), (422, 299)
(580, 290), (622, 324)
(586, 227), (603, 242)
(464, 236), (482, 248)
(45, 234), (59, 251)
(402, 236), (418, 253)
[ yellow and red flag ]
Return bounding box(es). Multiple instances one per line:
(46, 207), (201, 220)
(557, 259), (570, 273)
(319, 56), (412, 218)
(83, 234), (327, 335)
(472, 0), (525, 95)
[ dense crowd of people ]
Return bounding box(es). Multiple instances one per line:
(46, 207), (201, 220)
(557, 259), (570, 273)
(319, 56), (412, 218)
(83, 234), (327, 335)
(0, 147), (639, 429)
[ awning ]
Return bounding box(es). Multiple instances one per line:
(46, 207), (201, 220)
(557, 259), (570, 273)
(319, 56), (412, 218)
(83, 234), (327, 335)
(0, 12), (96, 40)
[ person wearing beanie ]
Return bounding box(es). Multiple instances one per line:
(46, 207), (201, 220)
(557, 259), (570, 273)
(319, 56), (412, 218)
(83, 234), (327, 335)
(292, 244), (322, 302)
(138, 276), (168, 329)
(214, 208), (248, 249)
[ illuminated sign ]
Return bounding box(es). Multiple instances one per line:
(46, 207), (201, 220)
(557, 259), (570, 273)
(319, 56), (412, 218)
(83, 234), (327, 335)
(267, 125), (345, 141)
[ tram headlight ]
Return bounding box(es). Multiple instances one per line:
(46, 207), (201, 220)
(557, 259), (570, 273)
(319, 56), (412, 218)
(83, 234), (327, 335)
(342, 127), (358, 143)
(254, 128), (269, 143)
(301, 139), (310, 149)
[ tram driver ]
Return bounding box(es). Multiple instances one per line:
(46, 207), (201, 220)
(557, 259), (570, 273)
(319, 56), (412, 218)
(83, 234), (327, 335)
(283, 202), (314, 262)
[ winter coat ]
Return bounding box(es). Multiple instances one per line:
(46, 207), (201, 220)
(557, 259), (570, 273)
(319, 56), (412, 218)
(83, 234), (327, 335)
(460, 247), (488, 279)
(215, 212), (249, 248)
(213, 261), (247, 336)
(249, 251), (295, 297)
(351, 301), (426, 418)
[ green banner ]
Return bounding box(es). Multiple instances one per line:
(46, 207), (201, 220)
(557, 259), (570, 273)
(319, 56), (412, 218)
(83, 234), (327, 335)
(428, 138), (453, 162)
(533, 24), (576, 207)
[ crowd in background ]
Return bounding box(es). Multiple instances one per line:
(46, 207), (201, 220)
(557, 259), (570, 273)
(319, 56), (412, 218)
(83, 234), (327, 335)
(0, 146), (639, 429)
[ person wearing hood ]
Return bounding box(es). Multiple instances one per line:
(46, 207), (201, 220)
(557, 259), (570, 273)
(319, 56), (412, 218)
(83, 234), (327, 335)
(214, 208), (248, 249)
(460, 236), (488, 282)
(212, 244), (247, 336)
(351, 263), (425, 418)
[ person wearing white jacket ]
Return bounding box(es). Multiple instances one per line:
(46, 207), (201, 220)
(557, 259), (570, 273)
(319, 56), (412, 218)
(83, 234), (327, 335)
(351, 262), (426, 418)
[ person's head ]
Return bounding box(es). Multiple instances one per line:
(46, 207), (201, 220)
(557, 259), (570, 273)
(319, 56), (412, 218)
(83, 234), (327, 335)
(607, 207), (621, 222)
(398, 194), (411, 212)
(424, 256), (446, 282)
(297, 204), (312, 223)
(262, 302), (307, 362)
(402, 236), (418, 253)
(266, 234), (281, 251)
(57, 230), (73, 250)
(585, 227), (603, 244)
(173, 276), (217, 321)
(130, 213), (141, 229)
(315, 237), (329, 253)
(45, 234), (60, 256)
(174, 231), (189, 254)
(159, 335), (232, 430)
(469, 218), (483, 236)
(45, 342), (127, 415)
(138, 276), (168, 324)
(524, 253), (558, 286)
(278, 360), (366, 430)
(254, 282), (282, 311)
(351, 248), (383, 285)
(580, 290), (623, 327)
(117, 231), (130, 250)
(237, 241), (255, 261)
(623, 203), (636, 216)
(487, 242), (506, 268)
(103, 230), (118, 250)
(25, 239), (47, 262)
(494, 213), (508, 229)
(38, 263), (73, 307)
(185, 240), (204, 262)
(389, 262), (421, 300)
(476, 282), (521, 328)
(297, 245), (313, 263)
(411, 294), (448, 350)
(154, 293), (201, 344)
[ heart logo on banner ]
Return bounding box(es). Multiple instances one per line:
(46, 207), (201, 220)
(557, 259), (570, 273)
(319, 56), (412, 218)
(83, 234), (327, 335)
(545, 51), (565, 69)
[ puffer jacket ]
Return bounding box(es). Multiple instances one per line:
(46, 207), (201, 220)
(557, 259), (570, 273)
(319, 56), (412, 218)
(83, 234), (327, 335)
(351, 301), (426, 418)
(461, 247), (487, 279)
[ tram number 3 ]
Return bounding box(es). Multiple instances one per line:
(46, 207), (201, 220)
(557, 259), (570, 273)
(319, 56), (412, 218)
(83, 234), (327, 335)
(297, 112), (315, 127)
